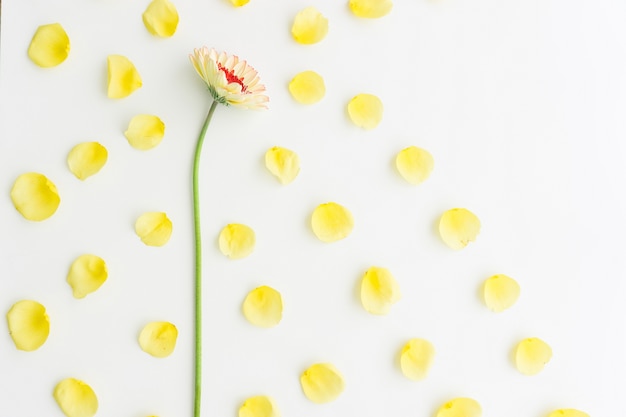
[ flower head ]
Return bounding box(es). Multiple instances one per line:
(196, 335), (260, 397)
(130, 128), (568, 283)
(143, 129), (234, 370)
(189, 47), (268, 109)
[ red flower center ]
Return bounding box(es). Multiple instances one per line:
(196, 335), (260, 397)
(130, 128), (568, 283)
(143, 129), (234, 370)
(218, 63), (247, 92)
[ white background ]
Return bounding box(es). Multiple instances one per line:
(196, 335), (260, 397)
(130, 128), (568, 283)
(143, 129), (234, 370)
(1, 0), (625, 416)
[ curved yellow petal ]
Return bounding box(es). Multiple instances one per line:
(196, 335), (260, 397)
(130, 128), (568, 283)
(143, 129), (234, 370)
(107, 55), (142, 99)
(438, 208), (481, 250)
(135, 212), (173, 247)
(10, 172), (60, 221)
(229, 0), (250, 6)
(349, 0), (393, 18)
(311, 202), (354, 243)
(436, 398), (482, 417)
(239, 396), (280, 417)
(143, 0), (179, 37)
(124, 114), (166, 150)
(483, 274), (520, 312)
(360, 266), (401, 315)
(218, 223), (256, 259)
(242, 286), (283, 328)
(291, 7), (328, 45)
(347, 94), (383, 129)
(400, 338), (435, 381)
(53, 378), (98, 417)
(28, 23), (70, 67)
(300, 363), (345, 404)
(67, 142), (108, 180)
(138, 321), (178, 358)
(67, 254), (108, 299)
(288, 71), (325, 104)
(265, 146), (300, 184)
(515, 337), (552, 375)
(395, 146), (434, 185)
(6, 300), (49, 351)
(547, 409), (590, 417)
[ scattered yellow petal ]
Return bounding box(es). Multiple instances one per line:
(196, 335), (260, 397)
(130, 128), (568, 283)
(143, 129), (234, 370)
(10, 172), (60, 221)
(242, 286), (283, 328)
(438, 208), (481, 250)
(395, 146), (434, 185)
(218, 223), (256, 259)
(6, 300), (49, 351)
(360, 266), (401, 315)
(67, 142), (108, 180)
(311, 202), (354, 242)
(349, 0), (393, 18)
(548, 409), (590, 417)
(138, 321), (178, 358)
(107, 55), (142, 99)
(229, 0), (250, 6)
(143, 0), (179, 37)
(288, 71), (325, 104)
(291, 7), (328, 45)
(483, 274), (520, 312)
(347, 93), (383, 129)
(515, 337), (552, 375)
(135, 212), (173, 247)
(67, 255), (108, 299)
(300, 363), (345, 404)
(54, 378), (98, 417)
(239, 396), (280, 417)
(28, 23), (70, 67)
(124, 114), (166, 150)
(436, 398), (482, 417)
(400, 338), (435, 381)
(265, 146), (300, 184)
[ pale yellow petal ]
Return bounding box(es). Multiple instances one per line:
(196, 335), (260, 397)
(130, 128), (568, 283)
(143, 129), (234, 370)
(436, 398), (482, 417)
(349, 0), (393, 18)
(67, 255), (108, 299)
(242, 286), (283, 328)
(10, 172), (60, 221)
(239, 396), (280, 417)
(347, 94), (383, 129)
(300, 363), (345, 404)
(218, 223), (256, 259)
(107, 55), (142, 99)
(6, 300), (49, 351)
(135, 212), (173, 247)
(28, 23), (70, 67)
(138, 321), (178, 358)
(311, 202), (354, 243)
(67, 142), (108, 180)
(291, 7), (328, 45)
(395, 146), (434, 185)
(483, 274), (520, 312)
(229, 0), (250, 6)
(400, 338), (435, 380)
(438, 208), (481, 250)
(547, 409), (590, 417)
(515, 337), (552, 375)
(53, 378), (98, 417)
(124, 114), (166, 150)
(360, 266), (401, 315)
(265, 146), (300, 184)
(143, 0), (179, 37)
(288, 71), (325, 104)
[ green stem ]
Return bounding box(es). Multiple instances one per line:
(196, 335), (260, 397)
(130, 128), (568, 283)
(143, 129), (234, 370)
(193, 100), (219, 417)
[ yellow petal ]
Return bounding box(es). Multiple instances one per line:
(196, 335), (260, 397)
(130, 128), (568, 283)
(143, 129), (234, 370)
(547, 409), (590, 417)
(436, 398), (482, 417)
(400, 338), (435, 380)
(347, 93), (383, 129)
(54, 378), (98, 417)
(6, 300), (50, 351)
(438, 208), (481, 250)
(483, 274), (520, 312)
(135, 212), (173, 247)
(107, 55), (142, 99)
(239, 396), (280, 417)
(395, 146), (434, 185)
(300, 363), (345, 404)
(288, 71), (326, 104)
(265, 146), (300, 184)
(124, 114), (166, 150)
(10, 172), (60, 221)
(349, 0), (393, 18)
(138, 321), (178, 358)
(28, 23), (70, 67)
(242, 286), (283, 328)
(515, 337), (552, 375)
(66, 255), (108, 299)
(67, 142), (108, 180)
(311, 202), (354, 243)
(229, 0), (250, 6)
(360, 266), (401, 315)
(218, 223), (256, 259)
(291, 7), (329, 45)
(143, 0), (179, 37)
